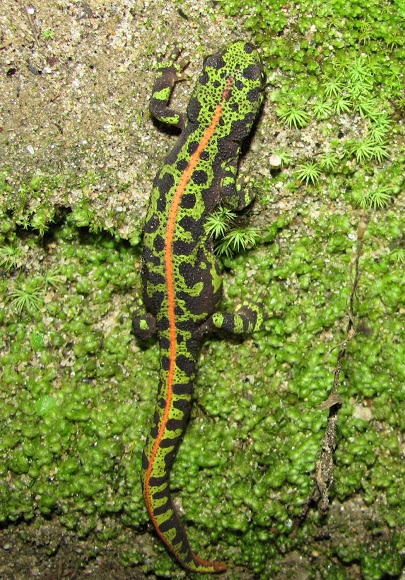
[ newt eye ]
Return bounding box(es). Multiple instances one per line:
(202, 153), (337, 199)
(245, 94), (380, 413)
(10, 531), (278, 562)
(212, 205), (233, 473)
(204, 54), (224, 70)
(243, 63), (262, 82)
(243, 42), (255, 54)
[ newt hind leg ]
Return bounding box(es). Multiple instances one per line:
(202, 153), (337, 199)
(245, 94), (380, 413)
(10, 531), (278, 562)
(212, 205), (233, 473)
(132, 311), (156, 341)
(197, 301), (264, 338)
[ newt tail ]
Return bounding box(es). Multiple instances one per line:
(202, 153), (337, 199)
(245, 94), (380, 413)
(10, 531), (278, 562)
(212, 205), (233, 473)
(141, 356), (227, 573)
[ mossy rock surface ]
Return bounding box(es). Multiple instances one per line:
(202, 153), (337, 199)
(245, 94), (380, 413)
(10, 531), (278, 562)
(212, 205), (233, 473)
(1, 0), (404, 578)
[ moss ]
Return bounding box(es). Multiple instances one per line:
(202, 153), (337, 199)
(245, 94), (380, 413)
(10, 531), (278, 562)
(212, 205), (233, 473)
(0, 170), (139, 245)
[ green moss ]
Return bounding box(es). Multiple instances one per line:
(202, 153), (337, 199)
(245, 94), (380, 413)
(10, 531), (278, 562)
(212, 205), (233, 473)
(0, 169), (138, 245)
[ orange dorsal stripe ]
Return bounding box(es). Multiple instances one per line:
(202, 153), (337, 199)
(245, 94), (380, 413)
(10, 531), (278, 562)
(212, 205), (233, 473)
(144, 79), (234, 529)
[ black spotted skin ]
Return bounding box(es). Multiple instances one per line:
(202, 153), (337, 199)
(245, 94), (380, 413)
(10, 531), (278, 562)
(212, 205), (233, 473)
(133, 41), (265, 573)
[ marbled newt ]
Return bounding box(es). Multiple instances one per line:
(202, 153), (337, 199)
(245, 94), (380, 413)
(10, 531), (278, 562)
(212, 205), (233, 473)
(133, 41), (265, 573)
